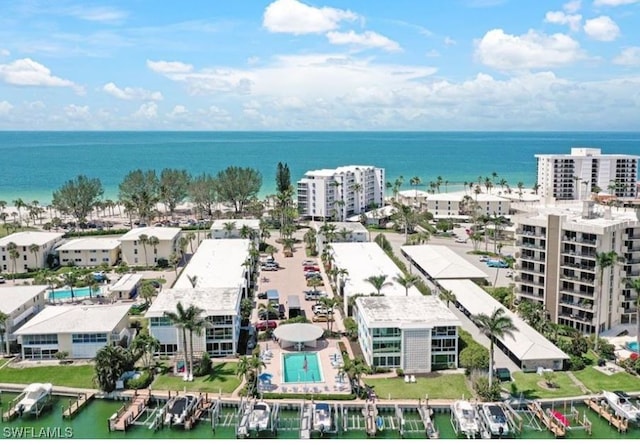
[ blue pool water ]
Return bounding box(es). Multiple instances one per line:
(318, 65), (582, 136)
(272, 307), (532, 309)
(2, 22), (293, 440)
(282, 353), (323, 383)
(48, 286), (98, 300)
(626, 341), (639, 352)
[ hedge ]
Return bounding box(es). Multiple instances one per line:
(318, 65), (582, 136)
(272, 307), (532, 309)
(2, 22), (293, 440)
(125, 370), (153, 390)
(261, 392), (356, 401)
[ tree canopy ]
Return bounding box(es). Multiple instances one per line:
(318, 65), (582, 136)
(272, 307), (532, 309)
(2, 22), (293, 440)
(118, 169), (160, 222)
(159, 168), (191, 215)
(215, 166), (262, 213)
(51, 175), (103, 223)
(276, 162), (291, 194)
(189, 173), (217, 217)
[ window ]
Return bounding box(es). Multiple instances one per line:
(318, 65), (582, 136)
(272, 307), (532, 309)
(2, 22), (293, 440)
(159, 344), (177, 354)
(134, 249), (138, 254)
(150, 317), (172, 326)
(23, 334), (58, 345)
(72, 333), (108, 343)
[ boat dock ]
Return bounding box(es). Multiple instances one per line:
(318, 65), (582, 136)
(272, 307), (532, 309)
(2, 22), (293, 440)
(299, 400), (313, 439)
(362, 400), (378, 437)
(62, 392), (94, 419)
(528, 401), (566, 438)
(184, 394), (213, 430)
(585, 396), (629, 433)
(235, 397), (252, 438)
(418, 399), (439, 439)
(108, 391), (150, 432)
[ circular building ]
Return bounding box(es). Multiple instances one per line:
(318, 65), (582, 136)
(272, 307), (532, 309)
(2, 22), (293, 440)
(272, 323), (324, 350)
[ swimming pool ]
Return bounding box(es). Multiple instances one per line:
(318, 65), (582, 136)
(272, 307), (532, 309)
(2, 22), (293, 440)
(282, 352), (323, 383)
(626, 341), (639, 352)
(48, 286), (100, 300)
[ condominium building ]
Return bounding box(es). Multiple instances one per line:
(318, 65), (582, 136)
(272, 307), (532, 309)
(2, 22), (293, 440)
(422, 191), (511, 219)
(0, 231), (63, 273)
(536, 148), (638, 201)
(56, 237), (121, 267)
(311, 221), (369, 254)
(119, 227), (182, 267)
(297, 165), (385, 221)
(513, 201), (640, 335)
(0, 285), (48, 352)
(355, 296), (461, 373)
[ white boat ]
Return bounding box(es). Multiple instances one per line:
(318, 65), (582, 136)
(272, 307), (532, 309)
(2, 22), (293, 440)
(602, 391), (640, 422)
(15, 383), (53, 415)
(480, 403), (510, 437)
(451, 400), (480, 438)
(164, 394), (198, 426)
(248, 401), (271, 431)
(313, 402), (332, 433)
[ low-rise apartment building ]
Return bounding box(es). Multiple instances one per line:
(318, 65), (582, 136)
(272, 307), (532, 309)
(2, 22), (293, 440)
(119, 227), (181, 267)
(0, 231), (63, 273)
(55, 237), (121, 267)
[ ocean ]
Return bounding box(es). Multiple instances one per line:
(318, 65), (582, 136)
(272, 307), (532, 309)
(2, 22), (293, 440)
(1, 131), (640, 205)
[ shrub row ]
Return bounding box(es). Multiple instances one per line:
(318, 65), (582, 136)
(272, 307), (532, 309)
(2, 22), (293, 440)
(125, 370), (154, 390)
(64, 228), (129, 238)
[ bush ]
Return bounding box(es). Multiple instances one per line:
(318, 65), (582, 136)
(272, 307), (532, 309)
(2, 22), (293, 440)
(470, 372), (502, 401)
(396, 368), (404, 377)
(156, 258), (169, 268)
(125, 370), (153, 390)
(194, 352), (212, 377)
(460, 346), (489, 375)
(568, 355), (586, 371)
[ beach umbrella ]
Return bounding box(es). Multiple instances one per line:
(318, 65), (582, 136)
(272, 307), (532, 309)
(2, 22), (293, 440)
(259, 372), (273, 381)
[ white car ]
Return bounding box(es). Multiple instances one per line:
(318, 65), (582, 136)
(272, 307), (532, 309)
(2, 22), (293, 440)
(455, 237), (467, 243)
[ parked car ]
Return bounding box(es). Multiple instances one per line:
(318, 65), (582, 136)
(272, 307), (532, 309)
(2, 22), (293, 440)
(312, 304), (333, 315)
(455, 237), (467, 243)
(494, 368), (511, 382)
(304, 271), (322, 279)
(302, 260), (317, 266)
(487, 259), (508, 268)
(304, 290), (327, 300)
(255, 320), (277, 331)
(257, 291), (267, 299)
(261, 264), (279, 271)
(304, 265), (320, 272)
(312, 314), (334, 323)
(0, 276), (5, 284)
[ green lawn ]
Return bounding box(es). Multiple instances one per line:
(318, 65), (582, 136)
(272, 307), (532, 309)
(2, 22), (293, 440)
(151, 362), (240, 394)
(573, 367), (640, 393)
(508, 371), (584, 399)
(363, 373), (472, 400)
(0, 364), (96, 388)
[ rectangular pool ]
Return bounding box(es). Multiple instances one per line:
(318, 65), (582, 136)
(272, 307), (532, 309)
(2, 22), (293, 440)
(48, 286), (99, 300)
(282, 352), (323, 383)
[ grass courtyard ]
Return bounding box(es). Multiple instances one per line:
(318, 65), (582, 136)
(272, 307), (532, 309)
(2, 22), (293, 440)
(151, 362), (240, 394)
(508, 371), (584, 399)
(363, 373), (472, 400)
(573, 366), (640, 393)
(0, 364), (96, 388)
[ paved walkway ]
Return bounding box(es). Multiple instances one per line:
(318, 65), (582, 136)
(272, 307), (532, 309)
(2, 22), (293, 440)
(566, 371), (590, 395)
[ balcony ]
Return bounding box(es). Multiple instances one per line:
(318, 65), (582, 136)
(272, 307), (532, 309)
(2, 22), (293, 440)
(562, 262), (595, 272)
(560, 298), (594, 311)
(560, 287), (595, 298)
(559, 313), (593, 323)
(561, 274), (594, 284)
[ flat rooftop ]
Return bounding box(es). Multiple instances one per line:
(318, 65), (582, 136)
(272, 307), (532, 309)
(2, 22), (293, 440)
(425, 191), (510, 203)
(210, 219), (260, 231)
(438, 279), (569, 362)
(56, 237), (121, 251)
(0, 285), (48, 314)
(0, 231), (62, 247)
(311, 221), (368, 233)
(173, 239), (250, 289)
(356, 295), (460, 328)
(110, 273), (144, 292)
(512, 202), (640, 231)
(330, 242), (422, 297)
(145, 287), (240, 317)
(15, 303), (132, 335)
(119, 227), (181, 241)
(401, 245), (488, 280)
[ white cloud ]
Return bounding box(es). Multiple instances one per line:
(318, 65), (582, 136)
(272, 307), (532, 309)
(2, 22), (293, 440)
(64, 104), (90, 119)
(0, 100), (13, 115)
(134, 102), (158, 119)
(544, 11), (582, 31)
(262, 0), (358, 34)
(102, 82), (163, 101)
(326, 30), (402, 52)
(613, 47), (640, 66)
(26, 100), (45, 110)
(0, 49), (9, 57)
(425, 50), (440, 58)
(594, 0), (638, 6)
(444, 37), (457, 46)
(583, 16), (620, 41)
(0, 58), (81, 92)
(475, 29), (585, 71)
(65, 5), (128, 24)
(168, 105), (188, 117)
(563, 0), (582, 13)
(146, 60), (193, 74)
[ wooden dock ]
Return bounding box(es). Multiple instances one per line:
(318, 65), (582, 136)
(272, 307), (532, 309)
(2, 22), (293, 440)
(2, 400), (20, 422)
(527, 402), (565, 438)
(185, 394), (213, 430)
(585, 397), (628, 433)
(62, 393), (94, 419)
(108, 392), (150, 432)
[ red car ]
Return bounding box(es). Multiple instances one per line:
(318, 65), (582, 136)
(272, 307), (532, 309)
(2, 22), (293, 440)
(304, 265), (320, 272)
(255, 320), (277, 331)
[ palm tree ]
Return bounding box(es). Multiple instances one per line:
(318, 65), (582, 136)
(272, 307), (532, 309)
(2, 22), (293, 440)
(7, 243), (19, 282)
(319, 296), (339, 331)
(63, 272), (76, 302)
(185, 305), (210, 381)
(249, 355), (266, 395)
(139, 281), (157, 306)
(627, 278), (640, 356)
(594, 251), (619, 352)
(138, 234), (149, 265)
(410, 176), (421, 203)
(130, 332), (161, 371)
(365, 274), (390, 295)
(164, 302), (192, 380)
(392, 202), (416, 244)
(223, 221), (237, 238)
(393, 273), (420, 296)
(471, 307), (518, 386)
(28, 243), (40, 269)
(186, 232), (196, 253)
(0, 311), (9, 355)
(94, 345), (128, 392)
(186, 274), (198, 288)
(13, 198), (25, 225)
(148, 236), (160, 266)
(350, 182), (363, 215)
(439, 288), (457, 308)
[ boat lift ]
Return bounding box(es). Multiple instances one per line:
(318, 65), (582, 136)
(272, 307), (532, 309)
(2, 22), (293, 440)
(299, 400), (313, 439)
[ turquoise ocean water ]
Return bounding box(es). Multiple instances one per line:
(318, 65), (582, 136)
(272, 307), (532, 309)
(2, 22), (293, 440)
(1, 131), (639, 205)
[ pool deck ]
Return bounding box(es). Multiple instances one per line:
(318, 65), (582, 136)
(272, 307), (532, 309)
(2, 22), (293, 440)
(258, 338), (352, 395)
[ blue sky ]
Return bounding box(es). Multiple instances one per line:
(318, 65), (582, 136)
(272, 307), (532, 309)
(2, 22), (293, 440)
(0, 0), (639, 130)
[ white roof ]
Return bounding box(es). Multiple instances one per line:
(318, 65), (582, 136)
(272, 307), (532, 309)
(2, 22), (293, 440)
(145, 287), (240, 317)
(0, 285), (48, 314)
(110, 273), (144, 292)
(311, 221), (368, 234)
(330, 242), (422, 297)
(356, 295), (461, 329)
(273, 323), (324, 343)
(15, 304), (131, 335)
(0, 231), (62, 247)
(426, 191), (510, 203)
(347, 205), (396, 222)
(303, 168), (337, 177)
(398, 190), (430, 198)
(438, 279), (569, 363)
(56, 237), (121, 252)
(210, 219), (260, 231)
(401, 245), (488, 280)
(173, 239), (250, 289)
(119, 227), (181, 241)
